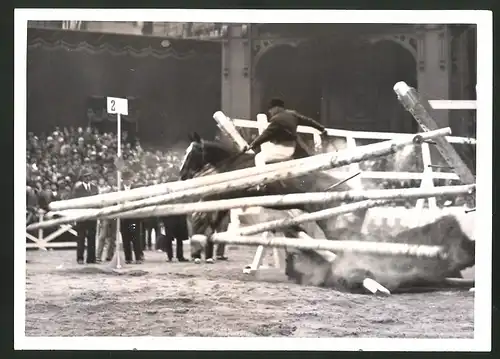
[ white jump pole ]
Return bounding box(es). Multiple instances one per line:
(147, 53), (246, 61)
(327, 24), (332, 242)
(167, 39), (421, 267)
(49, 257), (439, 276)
(44, 184), (475, 221)
(393, 82), (476, 186)
(192, 235), (447, 259)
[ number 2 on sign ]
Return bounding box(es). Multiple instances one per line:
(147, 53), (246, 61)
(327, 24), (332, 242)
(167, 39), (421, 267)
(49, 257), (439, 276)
(107, 96), (128, 115)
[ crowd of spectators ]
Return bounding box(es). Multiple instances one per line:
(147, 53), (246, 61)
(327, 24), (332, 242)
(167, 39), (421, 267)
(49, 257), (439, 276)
(26, 126), (184, 217)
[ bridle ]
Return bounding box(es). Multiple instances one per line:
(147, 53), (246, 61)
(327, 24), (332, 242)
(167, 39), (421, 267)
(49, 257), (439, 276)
(180, 140), (206, 178)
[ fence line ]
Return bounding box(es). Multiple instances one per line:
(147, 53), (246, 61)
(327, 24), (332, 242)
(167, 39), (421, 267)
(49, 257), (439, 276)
(428, 100), (477, 110)
(232, 100), (476, 212)
(232, 119), (476, 144)
(26, 210), (82, 250)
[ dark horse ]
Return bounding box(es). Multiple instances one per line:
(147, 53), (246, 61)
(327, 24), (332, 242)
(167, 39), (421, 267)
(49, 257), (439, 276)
(179, 131), (368, 274)
(178, 132), (476, 292)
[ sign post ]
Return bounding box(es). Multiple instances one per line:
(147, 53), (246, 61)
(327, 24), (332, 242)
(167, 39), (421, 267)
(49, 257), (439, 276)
(107, 97), (128, 269)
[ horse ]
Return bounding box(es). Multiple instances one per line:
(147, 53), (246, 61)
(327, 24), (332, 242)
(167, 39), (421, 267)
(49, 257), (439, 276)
(179, 131), (369, 278)
(178, 131), (476, 293)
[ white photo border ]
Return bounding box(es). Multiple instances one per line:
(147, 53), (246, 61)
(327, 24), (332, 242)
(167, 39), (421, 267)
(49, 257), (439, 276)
(14, 9), (493, 352)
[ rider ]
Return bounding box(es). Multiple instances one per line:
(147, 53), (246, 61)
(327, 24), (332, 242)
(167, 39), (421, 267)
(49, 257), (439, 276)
(242, 98), (328, 167)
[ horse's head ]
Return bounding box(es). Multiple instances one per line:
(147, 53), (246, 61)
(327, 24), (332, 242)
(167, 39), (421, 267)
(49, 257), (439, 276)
(179, 131), (235, 180)
(179, 132), (205, 181)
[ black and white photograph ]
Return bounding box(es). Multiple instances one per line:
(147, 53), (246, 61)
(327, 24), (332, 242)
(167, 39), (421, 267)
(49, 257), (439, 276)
(15, 9), (492, 351)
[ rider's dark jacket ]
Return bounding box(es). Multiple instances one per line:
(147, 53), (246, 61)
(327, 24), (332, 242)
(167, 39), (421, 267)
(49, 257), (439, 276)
(249, 106), (326, 150)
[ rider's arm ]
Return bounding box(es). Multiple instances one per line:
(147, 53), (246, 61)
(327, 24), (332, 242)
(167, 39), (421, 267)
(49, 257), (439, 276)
(249, 127), (276, 150)
(290, 110), (326, 134)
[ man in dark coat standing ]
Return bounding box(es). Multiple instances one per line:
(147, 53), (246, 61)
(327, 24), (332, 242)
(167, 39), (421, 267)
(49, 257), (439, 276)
(72, 167), (99, 264)
(243, 98), (328, 166)
(121, 171), (144, 264)
(161, 215), (188, 262)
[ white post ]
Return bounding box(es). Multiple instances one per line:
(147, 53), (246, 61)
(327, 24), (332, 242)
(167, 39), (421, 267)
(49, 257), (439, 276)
(115, 113), (122, 269)
(37, 211), (47, 251)
(107, 96), (128, 269)
(415, 142), (438, 218)
(37, 211), (43, 243)
(313, 133), (322, 152)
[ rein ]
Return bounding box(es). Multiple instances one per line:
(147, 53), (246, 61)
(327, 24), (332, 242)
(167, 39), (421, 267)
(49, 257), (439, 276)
(195, 142), (253, 178)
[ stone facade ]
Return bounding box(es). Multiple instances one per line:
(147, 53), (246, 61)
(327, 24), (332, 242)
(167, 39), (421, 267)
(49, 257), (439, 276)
(28, 21), (223, 39)
(28, 22), (476, 136)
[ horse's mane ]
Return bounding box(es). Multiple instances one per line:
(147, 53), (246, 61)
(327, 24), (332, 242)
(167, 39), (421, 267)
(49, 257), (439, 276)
(201, 139), (237, 155)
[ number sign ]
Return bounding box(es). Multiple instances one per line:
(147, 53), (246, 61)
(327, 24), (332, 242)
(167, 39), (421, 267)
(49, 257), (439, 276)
(107, 97), (129, 116)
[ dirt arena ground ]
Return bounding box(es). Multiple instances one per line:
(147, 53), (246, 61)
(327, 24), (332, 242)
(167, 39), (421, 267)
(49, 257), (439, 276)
(25, 245), (474, 338)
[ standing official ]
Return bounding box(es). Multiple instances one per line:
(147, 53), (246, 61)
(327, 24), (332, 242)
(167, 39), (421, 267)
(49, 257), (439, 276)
(121, 171), (144, 264)
(72, 168), (98, 264)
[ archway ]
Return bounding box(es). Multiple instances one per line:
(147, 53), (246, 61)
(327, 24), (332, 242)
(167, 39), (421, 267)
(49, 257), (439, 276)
(320, 38), (418, 133)
(253, 37), (418, 134)
(253, 44), (321, 119)
(366, 39), (418, 133)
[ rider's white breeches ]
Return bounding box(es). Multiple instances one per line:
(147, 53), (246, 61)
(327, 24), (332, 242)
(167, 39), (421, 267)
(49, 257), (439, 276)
(254, 142), (295, 167)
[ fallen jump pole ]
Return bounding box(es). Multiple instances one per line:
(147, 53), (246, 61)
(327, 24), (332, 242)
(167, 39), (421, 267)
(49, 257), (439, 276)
(192, 199), (391, 243)
(112, 184), (474, 218)
(47, 130), (343, 211)
(44, 184), (474, 221)
(48, 126), (451, 212)
(28, 128), (451, 231)
(98, 184), (477, 220)
(191, 235), (447, 260)
(48, 148), (312, 210)
(393, 82), (476, 186)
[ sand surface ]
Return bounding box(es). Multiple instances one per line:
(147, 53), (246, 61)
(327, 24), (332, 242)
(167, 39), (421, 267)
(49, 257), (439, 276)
(25, 246), (474, 338)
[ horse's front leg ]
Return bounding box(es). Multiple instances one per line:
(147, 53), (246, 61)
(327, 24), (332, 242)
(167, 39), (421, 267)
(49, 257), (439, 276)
(202, 210), (228, 263)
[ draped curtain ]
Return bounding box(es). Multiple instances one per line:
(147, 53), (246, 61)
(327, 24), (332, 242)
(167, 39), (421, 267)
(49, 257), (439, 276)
(27, 28), (222, 145)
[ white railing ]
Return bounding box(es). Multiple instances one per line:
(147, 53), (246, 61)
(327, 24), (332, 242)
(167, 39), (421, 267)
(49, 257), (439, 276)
(232, 99), (476, 212)
(232, 119), (475, 144)
(428, 100), (477, 110)
(25, 209), (98, 250)
(26, 210), (77, 249)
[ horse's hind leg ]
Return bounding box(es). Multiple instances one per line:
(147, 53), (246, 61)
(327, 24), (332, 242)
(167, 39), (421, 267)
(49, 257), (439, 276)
(285, 252), (303, 284)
